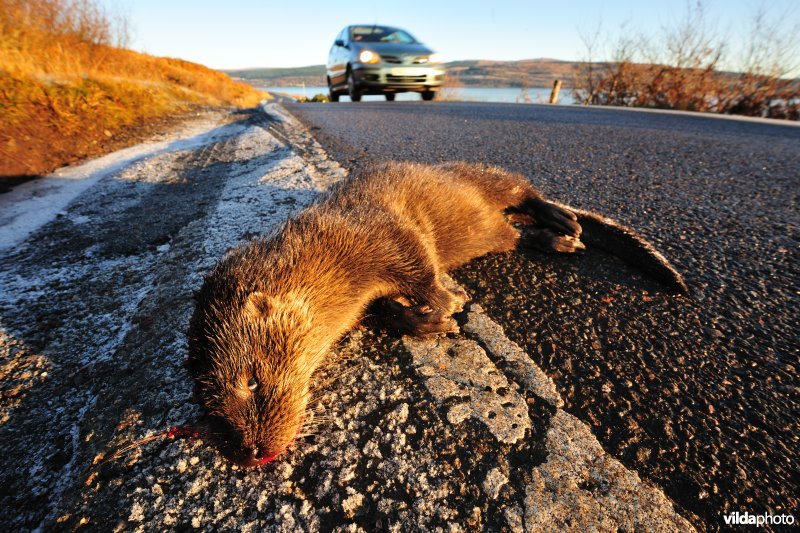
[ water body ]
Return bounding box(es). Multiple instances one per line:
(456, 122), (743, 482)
(261, 86), (575, 105)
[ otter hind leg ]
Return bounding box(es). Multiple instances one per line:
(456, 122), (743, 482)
(515, 198), (582, 238)
(487, 220), (521, 254)
(508, 199), (584, 254)
(435, 162), (582, 239)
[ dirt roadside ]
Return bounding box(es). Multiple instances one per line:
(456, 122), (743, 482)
(0, 104), (694, 531)
(0, 105), (253, 194)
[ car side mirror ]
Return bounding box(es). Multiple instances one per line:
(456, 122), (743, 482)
(335, 39), (344, 47)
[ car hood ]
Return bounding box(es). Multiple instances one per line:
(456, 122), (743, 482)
(352, 42), (433, 57)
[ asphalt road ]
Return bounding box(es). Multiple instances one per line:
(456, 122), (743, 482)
(286, 101), (800, 529)
(0, 101), (795, 531)
(0, 104), (689, 531)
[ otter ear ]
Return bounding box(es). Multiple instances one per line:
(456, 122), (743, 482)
(243, 291), (270, 318)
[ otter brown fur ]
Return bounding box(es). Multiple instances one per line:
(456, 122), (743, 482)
(186, 161), (685, 467)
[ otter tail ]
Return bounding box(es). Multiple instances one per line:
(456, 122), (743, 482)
(559, 203), (688, 294)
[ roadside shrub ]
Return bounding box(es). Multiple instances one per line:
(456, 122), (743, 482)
(438, 71), (463, 101)
(573, 3), (799, 120)
(294, 94), (330, 103)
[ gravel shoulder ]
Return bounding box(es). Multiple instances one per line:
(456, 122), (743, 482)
(1, 104), (697, 530)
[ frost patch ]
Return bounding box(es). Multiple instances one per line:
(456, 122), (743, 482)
(0, 113), (239, 251)
(0, 330), (51, 425)
(197, 124), (335, 262)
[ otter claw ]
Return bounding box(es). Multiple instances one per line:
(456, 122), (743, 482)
(414, 316), (460, 337)
(554, 235), (586, 253)
(523, 228), (586, 254)
(403, 310), (459, 336)
(377, 298), (460, 336)
(523, 199), (582, 237)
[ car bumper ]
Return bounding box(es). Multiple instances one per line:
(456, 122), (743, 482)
(351, 64), (445, 91)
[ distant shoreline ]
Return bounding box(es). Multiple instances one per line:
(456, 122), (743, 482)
(239, 79), (572, 90)
(258, 86), (576, 105)
(225, 59), (579, 89)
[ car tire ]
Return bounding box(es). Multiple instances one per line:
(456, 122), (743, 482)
(327, 77), (339, 102)
(385, 93), (395, 101)
(347, 71), (361, 102)
(421, 90), (436, 101)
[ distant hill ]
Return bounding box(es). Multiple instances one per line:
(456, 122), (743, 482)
(444, 59), (581, 87)
(225, 59), (587, 88)
(226, 65), (327, 87)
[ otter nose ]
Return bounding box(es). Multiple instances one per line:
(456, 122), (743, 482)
(249, 446), (279, 465)
(233, 446), (264, 468)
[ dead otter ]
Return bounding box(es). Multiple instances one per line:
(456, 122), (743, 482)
(186, 161), (686, 467)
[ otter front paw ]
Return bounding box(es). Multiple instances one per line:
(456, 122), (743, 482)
(381, 300), (460, 337)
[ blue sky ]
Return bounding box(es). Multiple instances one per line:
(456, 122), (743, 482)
(114, 0), (798, 70)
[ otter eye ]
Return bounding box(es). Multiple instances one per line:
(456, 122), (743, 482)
(247, 377), (258, 391)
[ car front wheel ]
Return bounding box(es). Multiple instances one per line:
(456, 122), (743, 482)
(347, 71), (361, 102)
(327, 77), (339, 102)
(385, 93), (395, 101)
(421, 90), (436, 101)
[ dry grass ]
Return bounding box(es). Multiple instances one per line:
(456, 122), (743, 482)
(0, 0), (266, 177)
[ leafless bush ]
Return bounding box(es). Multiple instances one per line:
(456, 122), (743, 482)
(516, 81), (533, 103)
(644, 3), (723, 111)
(573, 2), (799, 119)
(572, 20), (604, 105)
(719, 4), (800, 119)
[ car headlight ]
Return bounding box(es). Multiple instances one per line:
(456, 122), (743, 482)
(427, 53), (444, 64)
(358, 50), (381, 64)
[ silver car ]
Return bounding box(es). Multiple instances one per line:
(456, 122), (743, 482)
(327, 25), (445, 102)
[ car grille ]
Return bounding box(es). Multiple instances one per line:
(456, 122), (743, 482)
(386, 74), (428, 83)
(381, 55), (429, 64)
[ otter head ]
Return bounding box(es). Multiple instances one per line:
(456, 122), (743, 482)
(187, 290), (317, 468)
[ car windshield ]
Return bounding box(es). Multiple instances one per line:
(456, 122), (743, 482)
(350, 26), (418, 44)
